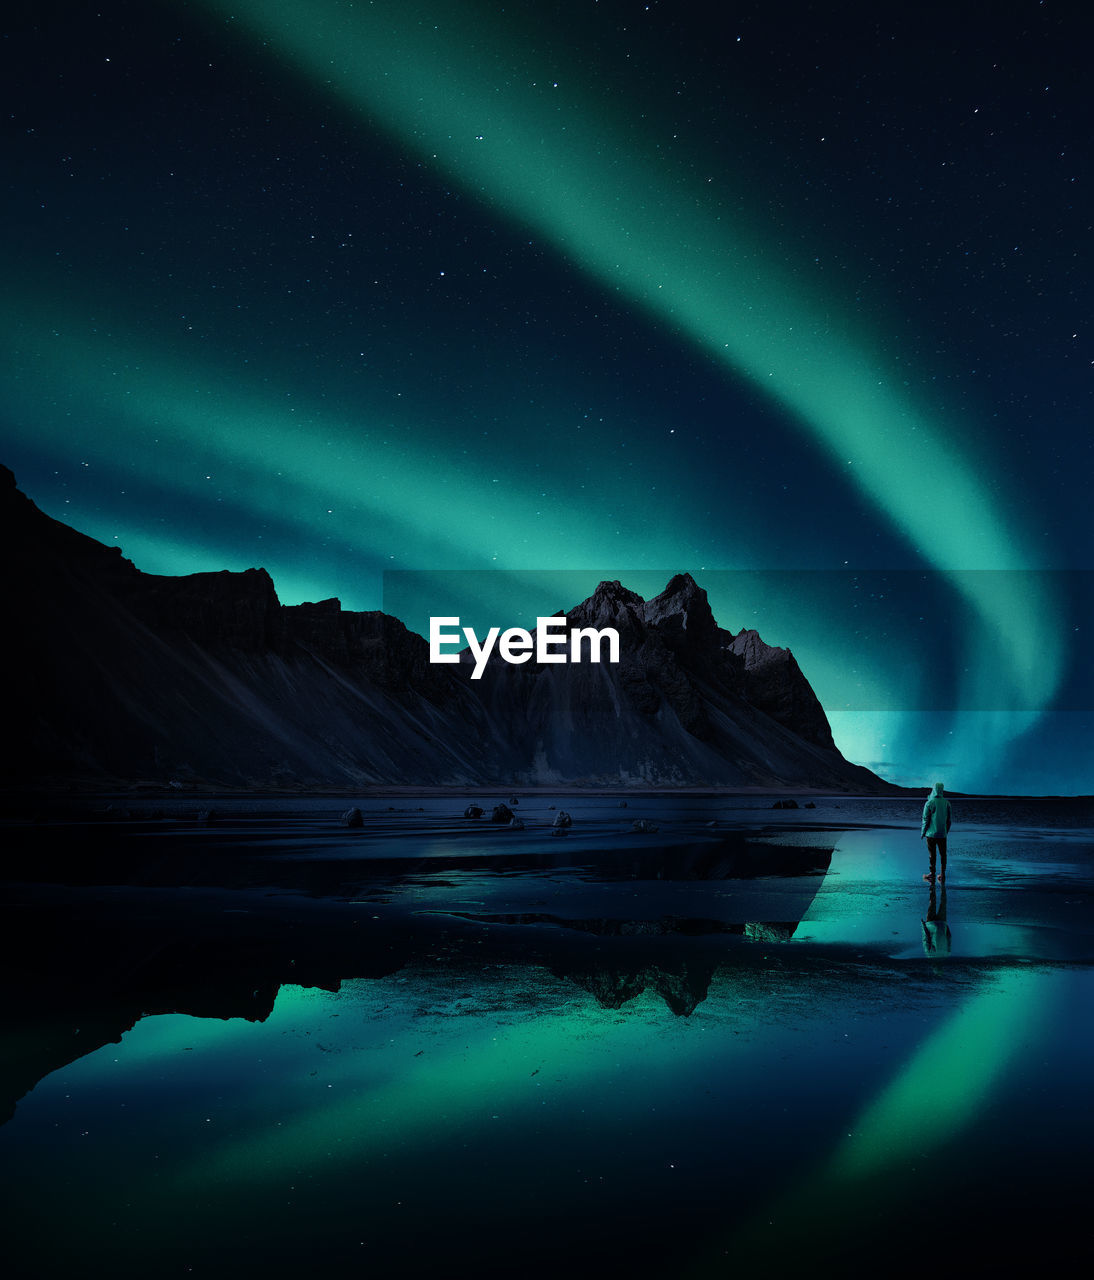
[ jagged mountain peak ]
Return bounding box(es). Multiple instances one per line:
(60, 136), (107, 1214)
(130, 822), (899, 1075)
(566, 579), (646, 632)
(637, 573), (719, 653)
(653, 571), (702, 599)
(580, 578), (647, 618)
(589, 578), (645, 607)
(641, 571), (712, 619)
(730, 627), (789, 666)
(567, 574), (715, 635)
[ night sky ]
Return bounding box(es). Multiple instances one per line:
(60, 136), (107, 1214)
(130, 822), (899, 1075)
(4, 0), (1090, 793)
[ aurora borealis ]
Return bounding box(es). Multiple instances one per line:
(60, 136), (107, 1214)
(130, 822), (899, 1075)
(4, 0), (1090, 792)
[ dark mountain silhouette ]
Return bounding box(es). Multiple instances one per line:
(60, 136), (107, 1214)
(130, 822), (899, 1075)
(1, 464), (889, 791)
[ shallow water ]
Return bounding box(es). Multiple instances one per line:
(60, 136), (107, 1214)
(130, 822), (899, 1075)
(1, 795), (1091, 1275)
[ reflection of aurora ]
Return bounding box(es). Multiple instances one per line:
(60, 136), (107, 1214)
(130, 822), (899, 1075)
(705, 966), (1056, 1269)
(4, 795), (1088, 1275)
(827, 969), (1050, 1183)
(196, 0), (1064, 781)
(55, 963), (1062, 1263)
(175, 986), (621, 1189)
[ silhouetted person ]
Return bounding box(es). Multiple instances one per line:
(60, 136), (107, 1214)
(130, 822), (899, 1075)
(922, 881), (952, 958)
(920, 781), (952, 882)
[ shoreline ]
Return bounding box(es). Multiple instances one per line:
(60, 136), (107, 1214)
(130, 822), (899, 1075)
(3, 782), (1089, 817)
(4, 773), (1085, 793)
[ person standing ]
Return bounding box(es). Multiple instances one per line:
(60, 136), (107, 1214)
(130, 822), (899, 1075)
(920, 781), (953, 882)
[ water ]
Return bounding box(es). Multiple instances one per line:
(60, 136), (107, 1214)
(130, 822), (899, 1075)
(1, 794), (1091, 1275)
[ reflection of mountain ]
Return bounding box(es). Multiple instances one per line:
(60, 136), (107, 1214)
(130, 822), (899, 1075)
(1, 832), (834, 1122)
(3, 465), (889, 790)
(442, 838), (831, 1014)
(0, 889), (415, 1128)
(560, 961), (717, 1018)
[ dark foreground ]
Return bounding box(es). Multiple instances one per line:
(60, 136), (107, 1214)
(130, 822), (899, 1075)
(2, 793), (1092, 1277)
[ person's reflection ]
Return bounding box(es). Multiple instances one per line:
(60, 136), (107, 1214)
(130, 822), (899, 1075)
(921, 881), (952, 958)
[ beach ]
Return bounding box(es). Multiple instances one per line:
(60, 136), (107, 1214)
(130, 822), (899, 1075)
(2, 793), (1091, 1275)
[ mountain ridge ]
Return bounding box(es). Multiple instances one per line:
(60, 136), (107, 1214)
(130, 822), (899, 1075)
(1, 465), (891, 792)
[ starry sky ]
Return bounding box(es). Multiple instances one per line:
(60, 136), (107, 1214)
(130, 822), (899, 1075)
(3, 0), (1090, 793)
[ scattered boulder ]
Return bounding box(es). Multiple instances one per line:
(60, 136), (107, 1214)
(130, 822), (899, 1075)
(464, 804), (484, 819)
(341, 807), (364, 827)
(771, 799), (799, 810)
(553, 810), (573, 828)
(196, 809), (217, 825)
(508, 796), (520, 806)
(804, 802), (816, 809)
(618, 800), (628, 808)
(630, 819), (660, 833)
(491, 803), (514, 824)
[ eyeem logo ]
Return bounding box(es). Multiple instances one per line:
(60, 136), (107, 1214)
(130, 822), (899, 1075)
(430, 616), (621, 680)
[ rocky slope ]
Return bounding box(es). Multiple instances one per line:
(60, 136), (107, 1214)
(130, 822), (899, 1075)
(464, 575), (879, 788)
(1, 465), (888, 791)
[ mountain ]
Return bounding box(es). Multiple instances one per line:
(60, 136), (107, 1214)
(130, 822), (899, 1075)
(464, 574), (879, 788)
(1, 465), (889, 791)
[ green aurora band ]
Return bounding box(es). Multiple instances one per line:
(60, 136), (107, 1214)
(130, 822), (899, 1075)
(193, 0), (1063, 757)
(4, 0), (1068, 785)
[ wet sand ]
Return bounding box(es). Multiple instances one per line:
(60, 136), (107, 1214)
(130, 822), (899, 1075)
(1, 793), (1092, 1275)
